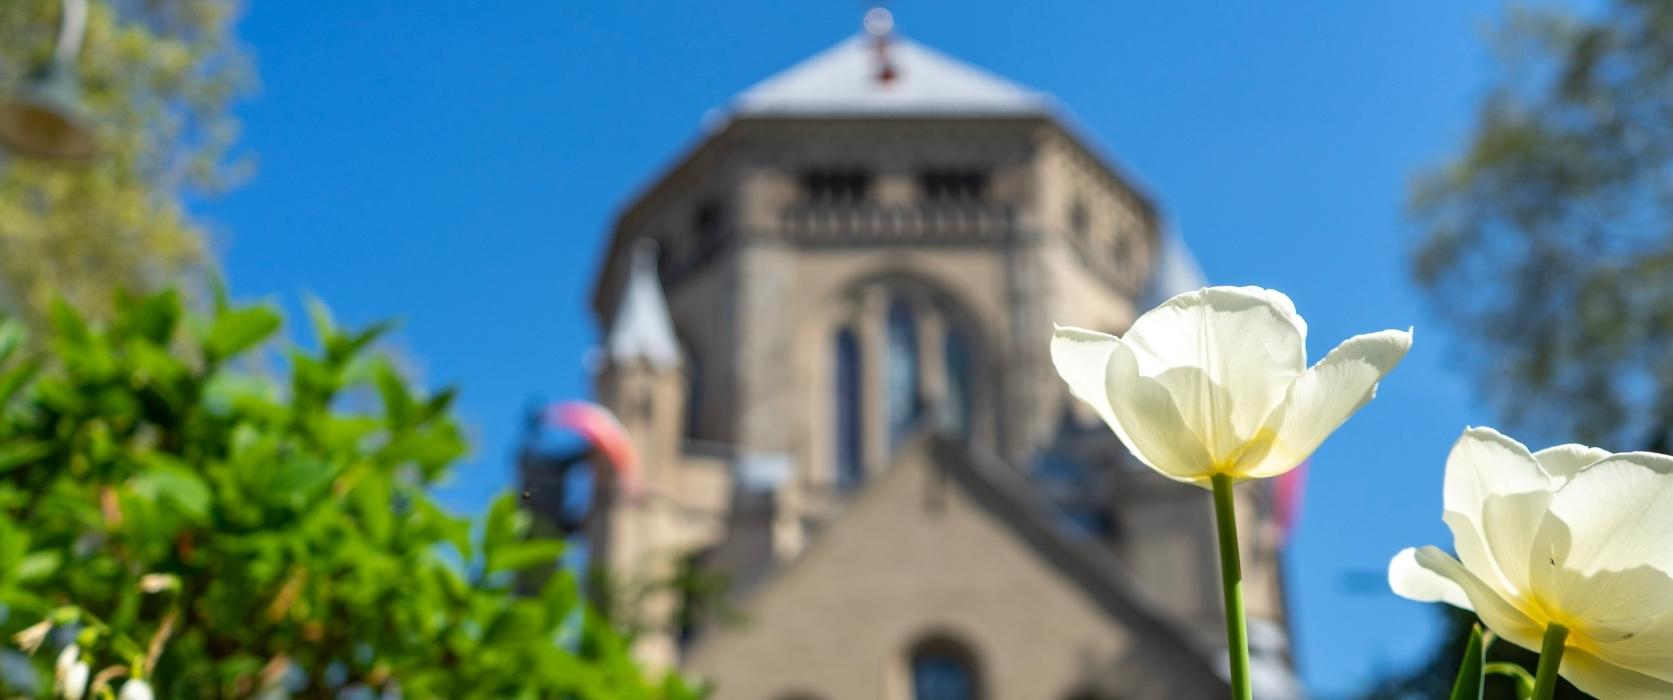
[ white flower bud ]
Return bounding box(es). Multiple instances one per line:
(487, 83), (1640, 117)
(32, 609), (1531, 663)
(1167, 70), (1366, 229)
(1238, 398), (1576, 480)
(54, 644), (88, 700)
(117, 679), (154, 700)
(53, 643), (78, 677)
(63, 662), (89, 700)
(137, 573), (179, 594)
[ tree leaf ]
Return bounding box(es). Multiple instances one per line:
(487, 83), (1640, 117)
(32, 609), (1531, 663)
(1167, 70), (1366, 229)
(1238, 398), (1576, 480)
(14, 551), (61, 583)
(205, 305), (281, 361)
(375, 360), (415, 427)
(131, 454), (213, 524)
(116, 289), (182, 344)
(0, 441), (53, 474)
(486, 540), (566, 575)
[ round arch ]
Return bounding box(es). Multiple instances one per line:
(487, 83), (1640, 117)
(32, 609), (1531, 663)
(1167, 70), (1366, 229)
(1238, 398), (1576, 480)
(900, 629), (987, 700)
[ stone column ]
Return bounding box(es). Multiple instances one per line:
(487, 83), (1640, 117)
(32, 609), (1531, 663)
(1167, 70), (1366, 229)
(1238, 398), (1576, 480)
(916, 308), (948, 431)
(858, 286), (890, 480)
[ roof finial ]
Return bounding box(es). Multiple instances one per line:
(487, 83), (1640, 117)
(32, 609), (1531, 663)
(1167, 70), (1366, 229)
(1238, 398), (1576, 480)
(864, 6), (897, 84)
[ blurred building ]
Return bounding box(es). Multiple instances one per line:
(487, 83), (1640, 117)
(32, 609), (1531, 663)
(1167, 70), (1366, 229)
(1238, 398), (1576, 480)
(559, 16), (1300, 700)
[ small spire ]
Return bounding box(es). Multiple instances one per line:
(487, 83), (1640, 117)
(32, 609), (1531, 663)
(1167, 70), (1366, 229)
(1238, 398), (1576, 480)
(865, 7), (898, 84)
(605, 239), (682, 370)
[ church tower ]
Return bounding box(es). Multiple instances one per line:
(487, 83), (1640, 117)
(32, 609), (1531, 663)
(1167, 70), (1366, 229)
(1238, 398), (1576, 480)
(577, 13), (1300, 699)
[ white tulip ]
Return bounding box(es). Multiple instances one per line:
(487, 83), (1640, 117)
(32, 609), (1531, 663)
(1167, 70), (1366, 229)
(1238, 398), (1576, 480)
(1051, 286), (1410, 485)
(1390, 427), (1673, 698)
(118, 679), (154, 700)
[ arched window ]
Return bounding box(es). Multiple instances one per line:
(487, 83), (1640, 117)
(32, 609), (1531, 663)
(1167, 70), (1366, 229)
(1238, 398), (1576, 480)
(911, 643), (979, 700)
(942, 326), (974, 441)
(886, 301), (921, 448)
(833, 328), (863, 490)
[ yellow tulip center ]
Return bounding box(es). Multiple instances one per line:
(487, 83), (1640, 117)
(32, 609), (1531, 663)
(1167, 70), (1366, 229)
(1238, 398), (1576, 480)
(1212, 427), (1280, 476)
(1517, 593), (1600, 654)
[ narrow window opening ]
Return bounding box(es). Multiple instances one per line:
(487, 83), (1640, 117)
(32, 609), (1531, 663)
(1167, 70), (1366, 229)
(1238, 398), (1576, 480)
(920, 169), (989, 202)
(886, 301), (922, 448)
(834, 328), (863, 490)
(802, 168), (871, 204)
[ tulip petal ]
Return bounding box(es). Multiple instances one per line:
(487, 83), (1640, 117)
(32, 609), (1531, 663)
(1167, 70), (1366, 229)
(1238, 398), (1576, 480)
(1049, 325), (1123, 433)
(1103, 338), (1216, 483)
(1444, 427), (1553, 513)
(1389, 547), (1472, 610)
(1242, 328), (1412, 478)
(1121, 287), (1307, 460)
(1529, 555), (1673, 648)
(1439, 428), (1553, 592)
(1594, 612), (1673, 682)
(1480, 491), (1554, 597)
(1407, 546), (1545, 650)
(1442, 508), (1530, 603)
(1526, 454), (1673, 649)
(1560, 646), (1673, 699)
(1544, 453), (1673, 577)
(1533, 443), (1612, 486)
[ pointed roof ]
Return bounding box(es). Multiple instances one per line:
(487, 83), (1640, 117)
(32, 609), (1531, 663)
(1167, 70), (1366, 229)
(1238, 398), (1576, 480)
(730, 35), (1051, 118)
(605, 240), (681, 369)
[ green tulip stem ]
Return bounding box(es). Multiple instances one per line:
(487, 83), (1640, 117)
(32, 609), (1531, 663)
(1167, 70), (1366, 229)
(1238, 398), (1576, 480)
(1210, 473), (1252, 700)
(1532, 623), (1569, 700)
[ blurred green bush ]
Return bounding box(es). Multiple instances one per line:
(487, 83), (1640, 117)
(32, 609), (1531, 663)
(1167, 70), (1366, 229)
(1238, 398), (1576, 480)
(0, 290), (700, 699)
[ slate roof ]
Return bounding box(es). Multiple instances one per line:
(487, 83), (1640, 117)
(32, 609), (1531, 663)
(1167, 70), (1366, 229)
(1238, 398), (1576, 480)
(730, 35), (1051, 119)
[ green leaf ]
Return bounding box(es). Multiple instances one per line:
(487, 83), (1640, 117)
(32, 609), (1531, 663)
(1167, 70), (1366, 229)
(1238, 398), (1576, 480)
(0, 356), (40, 407)
(131, 455), (214, 524)
(1486, 661), (1536, 700)
(116, 289), (182, 344)
(202, 370), (280, 413)
(48, 299), (90, 347)
(0, 317), (26, 364)
(304, 295), (337, 348)
(486, 540), (566, 575)
(483, 494), (529, 553)
(353, 472), (394, 543)
(1450, 624), (1485, 700)
(15, 551), (61, 582)
(338, 321), (395, 361)
(205, 305), (282, 361)
(375, 360), (415, 427)
(422, 386), (458, 420)
(258, 458), (338, 511)
(0, 441), (53, 474)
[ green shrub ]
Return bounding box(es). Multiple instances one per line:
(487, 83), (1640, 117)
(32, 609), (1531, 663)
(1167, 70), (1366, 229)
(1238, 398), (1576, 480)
(0, 290), (699, 699)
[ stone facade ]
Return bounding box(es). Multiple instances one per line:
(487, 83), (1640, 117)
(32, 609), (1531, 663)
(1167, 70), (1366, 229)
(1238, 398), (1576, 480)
(567, 30), (1299, 700)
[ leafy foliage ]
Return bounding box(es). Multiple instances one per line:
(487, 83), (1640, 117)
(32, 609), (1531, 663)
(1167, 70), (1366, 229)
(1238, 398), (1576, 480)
(0, 0), (249, 329)
(1410, 0), (1673, 451)
(0, 291), (700, 699)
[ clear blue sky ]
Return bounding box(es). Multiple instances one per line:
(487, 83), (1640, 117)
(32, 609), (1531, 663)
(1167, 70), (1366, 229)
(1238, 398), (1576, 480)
(199, 2), (1583, 695)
